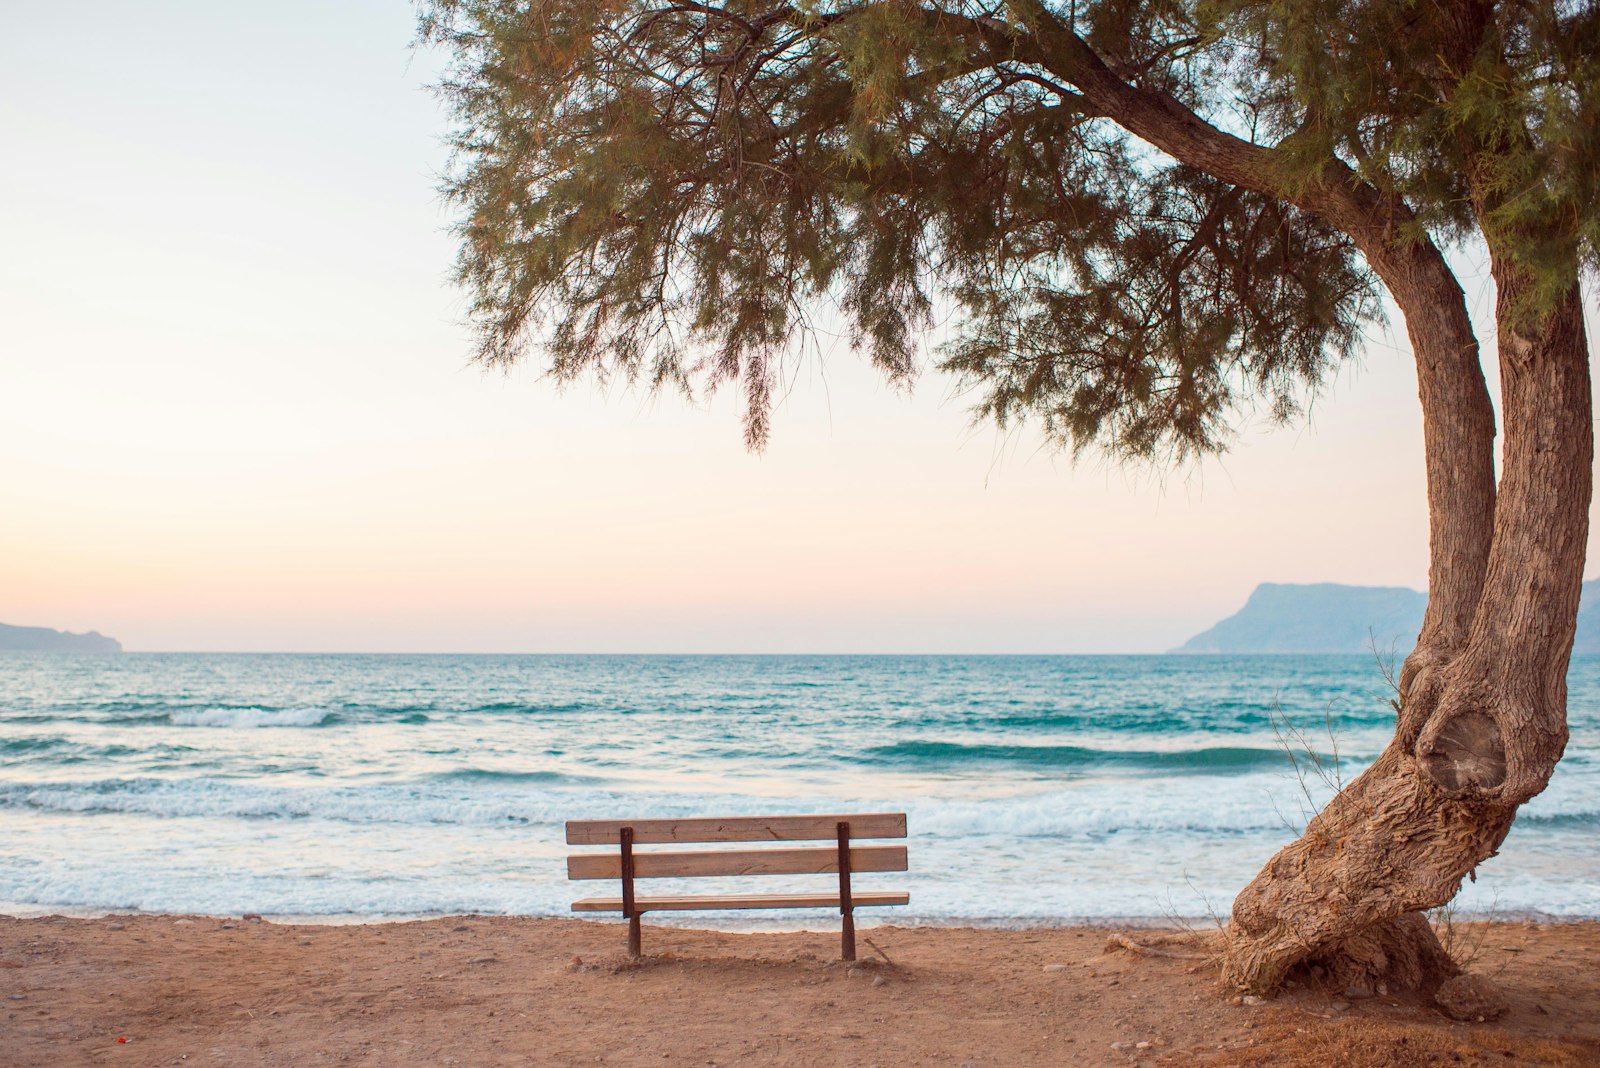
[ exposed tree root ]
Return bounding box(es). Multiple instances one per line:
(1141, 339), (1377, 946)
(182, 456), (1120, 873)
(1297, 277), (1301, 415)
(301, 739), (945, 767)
(1105, 933), (1215, 961)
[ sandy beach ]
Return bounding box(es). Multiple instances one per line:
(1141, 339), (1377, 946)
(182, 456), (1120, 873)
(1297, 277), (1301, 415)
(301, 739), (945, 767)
(3, 915), (1597, 1067)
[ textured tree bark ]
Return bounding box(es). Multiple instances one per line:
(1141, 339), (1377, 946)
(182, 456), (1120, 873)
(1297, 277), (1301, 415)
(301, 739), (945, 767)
(1224, 270), (1591, 995)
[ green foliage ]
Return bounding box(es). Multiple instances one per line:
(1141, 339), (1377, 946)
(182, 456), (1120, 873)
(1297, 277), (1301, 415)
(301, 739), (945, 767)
(421, 1), (1594, 452)
(1200, 0), (1600, 310)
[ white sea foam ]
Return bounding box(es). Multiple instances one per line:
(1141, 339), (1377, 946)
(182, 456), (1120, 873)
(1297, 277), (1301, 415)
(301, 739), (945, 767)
(169, 706), (332, 728)
(2, 770), (1596, 835)
(1, 819), (1595, 922)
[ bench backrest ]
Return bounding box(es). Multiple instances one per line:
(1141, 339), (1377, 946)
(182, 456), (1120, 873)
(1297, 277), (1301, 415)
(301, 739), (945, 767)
(565, 812), (908, 880)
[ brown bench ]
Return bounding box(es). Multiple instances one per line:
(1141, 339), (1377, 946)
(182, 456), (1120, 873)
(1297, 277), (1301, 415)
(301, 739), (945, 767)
(565, 813), (910, 960)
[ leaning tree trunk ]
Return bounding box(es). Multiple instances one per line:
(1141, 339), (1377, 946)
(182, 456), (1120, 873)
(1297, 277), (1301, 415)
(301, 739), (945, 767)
(1008, 0), (1592, 993)
(1223, 259), (1592, 995)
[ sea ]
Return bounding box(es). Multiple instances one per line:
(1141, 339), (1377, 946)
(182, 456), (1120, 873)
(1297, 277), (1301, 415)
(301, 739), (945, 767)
(1, 653), (1596, 925)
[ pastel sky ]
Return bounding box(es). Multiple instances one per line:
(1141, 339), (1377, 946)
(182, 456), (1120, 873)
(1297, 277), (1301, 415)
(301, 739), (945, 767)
(3, 1), (1596, 653)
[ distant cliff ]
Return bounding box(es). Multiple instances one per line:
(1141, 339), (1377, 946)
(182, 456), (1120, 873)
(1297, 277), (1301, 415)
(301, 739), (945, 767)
(0, 623), (122, 653)
(1577, 586), (1600, 655)
(1176, 581), (1600, 654)
(1174, 583), (1425, 654)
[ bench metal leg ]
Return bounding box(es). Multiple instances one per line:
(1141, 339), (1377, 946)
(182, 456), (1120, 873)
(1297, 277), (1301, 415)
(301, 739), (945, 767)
(621, 826), (642, 958)
(837, 821), (856, 961)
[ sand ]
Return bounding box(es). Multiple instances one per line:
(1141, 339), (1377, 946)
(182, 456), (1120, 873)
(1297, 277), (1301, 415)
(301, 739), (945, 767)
(2, 914), (1597, 1067)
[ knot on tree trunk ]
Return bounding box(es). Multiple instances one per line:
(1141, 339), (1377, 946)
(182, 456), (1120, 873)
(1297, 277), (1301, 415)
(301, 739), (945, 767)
(1410, 671), (1561, 805)
(1399, 646), (1510, 798)
(1418, 709), (1506, 792)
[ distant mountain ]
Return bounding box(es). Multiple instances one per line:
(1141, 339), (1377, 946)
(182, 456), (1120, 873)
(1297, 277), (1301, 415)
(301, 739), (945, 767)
(1576, 586), (1600, 655)
(0, 622), (122, 653)
(1176, 581), (1600, 654)
(1174, 583), (1425, 654)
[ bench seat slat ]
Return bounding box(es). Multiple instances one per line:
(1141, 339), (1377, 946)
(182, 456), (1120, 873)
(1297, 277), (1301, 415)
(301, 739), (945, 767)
(565, 813), (906, 845)
(571, 891), (910, 913)
(567, 844), (907, 880)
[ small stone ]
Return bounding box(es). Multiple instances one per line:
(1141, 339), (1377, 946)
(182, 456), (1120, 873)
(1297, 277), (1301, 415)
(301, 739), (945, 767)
(220, 923), (236, 930)
(1376, 982), (1389, 996)
(1329, 1001), (1351, 1012)
(1110, 1041), (1134, 1051)
(469, 956), (498, 965)
(242, 913), (262, 922)
(1344, 984), (1375, 1000)
(107, 922), (125, 932)
(1135, 1041), (1153, 1050)
(173, 919), (195, 927)
(1242, 995), (1265, 1007)
(871, 975), (887, 987)
(1228, 996), (1244, 1006)
(1042, 964), (1069, 972)
(297, 936), (313, 946)
(7, 994), (25, 1001)
(1435, 973), (1510, 1022)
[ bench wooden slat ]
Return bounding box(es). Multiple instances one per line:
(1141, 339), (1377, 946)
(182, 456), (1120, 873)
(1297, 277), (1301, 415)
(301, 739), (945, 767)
(567, 844), (907, 881)
(571, 891), (911, 913)
(565, 812), (906, 845)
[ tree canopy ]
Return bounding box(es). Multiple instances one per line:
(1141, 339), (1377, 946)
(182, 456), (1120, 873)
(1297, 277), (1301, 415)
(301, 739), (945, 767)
(421, 1), (1598, 454)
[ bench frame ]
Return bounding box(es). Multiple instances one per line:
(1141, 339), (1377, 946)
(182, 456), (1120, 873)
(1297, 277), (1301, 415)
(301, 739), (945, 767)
(566, 814), (908, 960)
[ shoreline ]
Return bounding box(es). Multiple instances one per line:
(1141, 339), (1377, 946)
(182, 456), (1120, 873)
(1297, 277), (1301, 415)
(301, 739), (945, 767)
(7, 904), (1596, 929)
(5, 914), (1597, 1066)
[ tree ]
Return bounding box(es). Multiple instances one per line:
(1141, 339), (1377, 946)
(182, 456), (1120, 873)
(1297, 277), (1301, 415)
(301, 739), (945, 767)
(421, 0), (1599, 993)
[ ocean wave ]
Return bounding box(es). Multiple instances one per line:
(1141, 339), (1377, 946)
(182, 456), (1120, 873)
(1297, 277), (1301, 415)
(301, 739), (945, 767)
(469, 700), (592, 715)
(863, 739), (1349, 773)
(0, 777), (599, 826)
(6, 772), (1594, 838)
(428, 769), (591, 785)
(169, 706), (334, 728)
(0, 736), (197, 763)
(0, 735), (73, 755)
(976, 705), (1399, 734)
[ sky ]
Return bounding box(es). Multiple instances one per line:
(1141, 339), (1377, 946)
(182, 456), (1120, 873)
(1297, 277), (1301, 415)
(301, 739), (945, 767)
(2, 1), (1596, 654)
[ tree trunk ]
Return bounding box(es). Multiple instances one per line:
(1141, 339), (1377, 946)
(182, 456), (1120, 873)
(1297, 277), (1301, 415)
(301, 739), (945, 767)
(1007, 0), (1591, 994)
(1223, 267), (1592, 995)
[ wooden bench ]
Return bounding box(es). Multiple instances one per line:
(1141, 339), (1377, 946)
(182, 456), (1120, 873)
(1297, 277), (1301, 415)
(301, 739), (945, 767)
(565, 813), (909, 960)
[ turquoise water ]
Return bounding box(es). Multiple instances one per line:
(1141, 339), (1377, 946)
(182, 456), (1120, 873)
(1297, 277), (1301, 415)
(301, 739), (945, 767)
(1, 653), (1596, 922)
